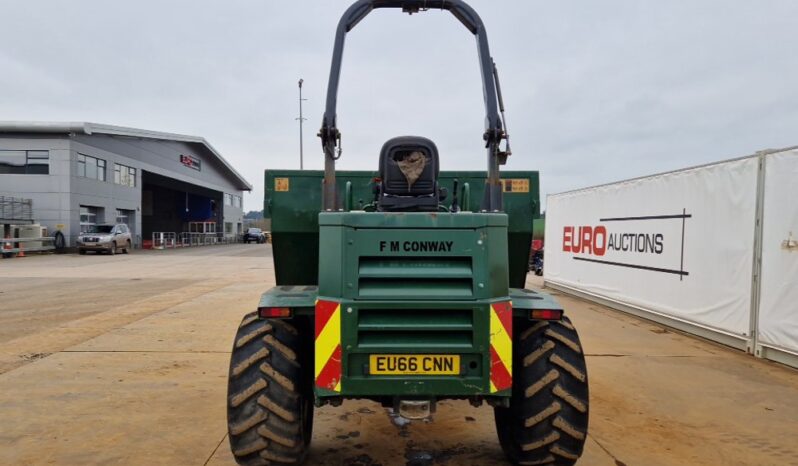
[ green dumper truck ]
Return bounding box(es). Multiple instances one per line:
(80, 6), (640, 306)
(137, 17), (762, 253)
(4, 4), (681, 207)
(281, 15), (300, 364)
(226, 2), (589, 465)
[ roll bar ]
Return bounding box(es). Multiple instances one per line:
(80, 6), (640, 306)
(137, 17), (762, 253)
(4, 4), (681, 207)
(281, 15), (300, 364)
(319, 0), (509, 211)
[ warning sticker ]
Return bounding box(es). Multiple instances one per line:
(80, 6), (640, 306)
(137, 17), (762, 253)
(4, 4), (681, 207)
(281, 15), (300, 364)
(275, 178), (290, 192)
(501, 179), (530, 193)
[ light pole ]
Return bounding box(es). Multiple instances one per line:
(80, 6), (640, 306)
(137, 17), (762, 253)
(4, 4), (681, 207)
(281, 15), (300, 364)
(296, 79), (307, 170)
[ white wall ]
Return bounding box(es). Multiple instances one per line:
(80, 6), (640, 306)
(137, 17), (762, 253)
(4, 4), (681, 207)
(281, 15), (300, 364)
(545, 149), (798, 366)
(757, 149), (798, 358)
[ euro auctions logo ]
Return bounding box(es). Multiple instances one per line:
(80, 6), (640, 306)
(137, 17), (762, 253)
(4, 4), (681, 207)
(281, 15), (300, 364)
(563, 226), (664, 256)
(562, 211), (691, 279)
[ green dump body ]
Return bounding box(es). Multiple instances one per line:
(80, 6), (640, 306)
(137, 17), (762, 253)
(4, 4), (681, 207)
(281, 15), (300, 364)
(259, 169), (562, 399)
(264, 170), (540, 288)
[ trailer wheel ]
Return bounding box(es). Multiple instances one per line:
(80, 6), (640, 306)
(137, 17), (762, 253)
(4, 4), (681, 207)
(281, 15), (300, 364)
(227, 313), (313, 465)
(495, 317), (589, 465)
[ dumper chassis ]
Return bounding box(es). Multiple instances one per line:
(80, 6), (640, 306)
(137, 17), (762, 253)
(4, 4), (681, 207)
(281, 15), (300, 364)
(227, 1), (589, 465)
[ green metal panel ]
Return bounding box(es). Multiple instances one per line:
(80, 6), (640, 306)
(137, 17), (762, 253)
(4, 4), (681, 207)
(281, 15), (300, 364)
(318, 212), (509, 300)
(323, 298), (505, 396)
(265, 169), (539, 287)
(314, 211), (510, 397)
(509, 288), (563, 313)
(254, 286), (563, 320)
(257, 285), (318, 310)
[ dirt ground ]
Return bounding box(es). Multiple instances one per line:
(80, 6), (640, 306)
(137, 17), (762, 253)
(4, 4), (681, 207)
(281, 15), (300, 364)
(0, 245), (797, 466)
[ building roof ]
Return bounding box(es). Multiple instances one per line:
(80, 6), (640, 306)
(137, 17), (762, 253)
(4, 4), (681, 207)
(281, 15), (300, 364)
(0, 121), (252, 191)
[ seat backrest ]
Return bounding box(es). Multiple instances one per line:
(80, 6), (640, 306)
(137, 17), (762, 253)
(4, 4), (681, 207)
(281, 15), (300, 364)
(379, 136), (439, 195)
(377, 136), (441, 212)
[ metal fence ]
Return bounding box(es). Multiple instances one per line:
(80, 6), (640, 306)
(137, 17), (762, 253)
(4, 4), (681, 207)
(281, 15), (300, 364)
(151, 232), (238, 249)
(1, 197), (54, 258)
(0, 196), (33, 223)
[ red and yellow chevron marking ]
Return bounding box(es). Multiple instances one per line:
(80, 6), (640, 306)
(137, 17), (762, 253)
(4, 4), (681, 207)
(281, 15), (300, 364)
(315, 299), (342, 392)
(489, 301), (513, 393)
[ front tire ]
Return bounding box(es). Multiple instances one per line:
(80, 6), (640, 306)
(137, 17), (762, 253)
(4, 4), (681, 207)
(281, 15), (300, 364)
(228, 313), (313, 465)
(495, 317), (589, 465)
(109, 243), (117, 255)
(123, 240), (131, 254)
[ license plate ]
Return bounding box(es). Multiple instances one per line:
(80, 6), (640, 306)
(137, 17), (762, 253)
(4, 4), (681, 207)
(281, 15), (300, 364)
(369, 354), (460, 375)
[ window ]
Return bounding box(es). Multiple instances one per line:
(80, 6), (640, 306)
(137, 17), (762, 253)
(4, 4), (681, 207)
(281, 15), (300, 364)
(225, 222), (233, 234)
(114, 163), (136, 187)
(80, 206), (99, 232)
(225, 194), (242, 208)
(26, 151), (49, 174)
(0, 150), (49, 174)
(115, 209), (128, 225)
(76, 154), (106, 181)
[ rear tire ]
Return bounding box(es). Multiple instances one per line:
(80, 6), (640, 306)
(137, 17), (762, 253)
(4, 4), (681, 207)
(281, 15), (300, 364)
(495, 317), (589, 465)
(124, 240), (131, 254)
(227, 313), (313, 465)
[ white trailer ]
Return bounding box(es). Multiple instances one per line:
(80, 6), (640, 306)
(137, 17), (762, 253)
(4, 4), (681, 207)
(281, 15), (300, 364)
(544, 147), (798, 368)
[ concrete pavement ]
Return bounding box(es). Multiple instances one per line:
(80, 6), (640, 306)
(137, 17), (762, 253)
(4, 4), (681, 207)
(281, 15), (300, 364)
(0, 245), (796, 465)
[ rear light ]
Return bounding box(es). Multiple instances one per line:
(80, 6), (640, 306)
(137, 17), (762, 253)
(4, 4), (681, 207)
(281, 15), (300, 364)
(530, 309), (563, 321)
(258, 307), (293, 318)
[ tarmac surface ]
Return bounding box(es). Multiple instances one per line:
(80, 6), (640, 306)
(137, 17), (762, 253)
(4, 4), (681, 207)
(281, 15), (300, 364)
(0, 244), (797, 466)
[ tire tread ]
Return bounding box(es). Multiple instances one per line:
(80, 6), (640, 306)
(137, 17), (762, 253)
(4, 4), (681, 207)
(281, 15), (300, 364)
(227, 314), (311, 465)
(495, 316), (589, 466)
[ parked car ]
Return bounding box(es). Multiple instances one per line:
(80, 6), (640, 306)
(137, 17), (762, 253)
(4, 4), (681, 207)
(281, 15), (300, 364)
(243, 227), (267, 244)
(77, 224), (132, 255)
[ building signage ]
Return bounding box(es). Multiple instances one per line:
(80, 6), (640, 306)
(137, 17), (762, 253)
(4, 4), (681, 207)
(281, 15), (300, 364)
(180, 154), (201, 171)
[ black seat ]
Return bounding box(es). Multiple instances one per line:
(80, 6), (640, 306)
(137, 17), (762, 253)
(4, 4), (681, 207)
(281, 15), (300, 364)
(377, 136), (441, 212)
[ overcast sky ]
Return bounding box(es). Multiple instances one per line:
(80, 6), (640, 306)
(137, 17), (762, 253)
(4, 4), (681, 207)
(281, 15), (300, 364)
(2, 1), (797, 211)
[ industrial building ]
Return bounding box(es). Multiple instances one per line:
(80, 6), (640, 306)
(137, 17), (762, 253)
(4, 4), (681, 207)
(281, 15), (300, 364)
(0, 122), (251, 248)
